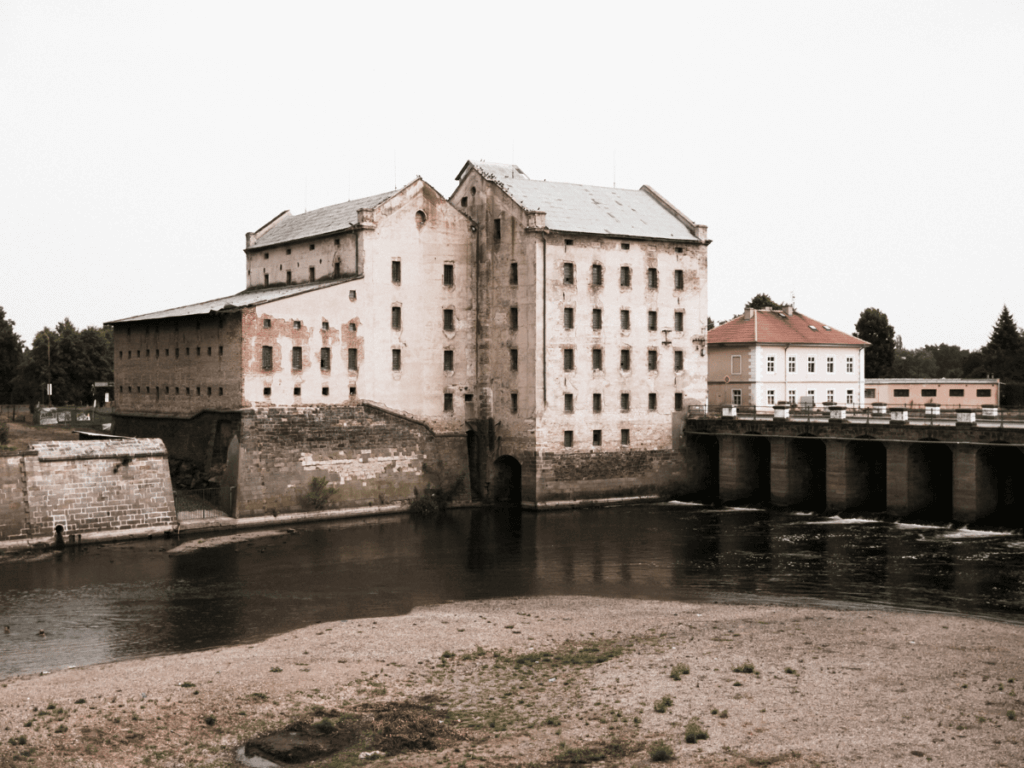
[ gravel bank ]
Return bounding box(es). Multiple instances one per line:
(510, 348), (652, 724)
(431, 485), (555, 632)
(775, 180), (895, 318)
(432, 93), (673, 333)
(1, 597), (1022, 767)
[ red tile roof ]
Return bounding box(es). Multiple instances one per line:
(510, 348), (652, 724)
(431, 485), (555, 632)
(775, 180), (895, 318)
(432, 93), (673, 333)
(708, 309), (868, 347)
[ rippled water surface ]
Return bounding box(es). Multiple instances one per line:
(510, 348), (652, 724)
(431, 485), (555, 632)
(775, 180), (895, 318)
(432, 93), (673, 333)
(2, 503), (1023, 678)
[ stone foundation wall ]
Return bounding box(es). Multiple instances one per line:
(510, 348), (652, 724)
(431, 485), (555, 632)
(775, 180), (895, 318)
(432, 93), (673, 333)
(0, 455), (30, 539)
(534, 449), (686, 504)
(114, 411), (240, 470)
(235, 404), (470, 517)
(0, 439), (175, 542)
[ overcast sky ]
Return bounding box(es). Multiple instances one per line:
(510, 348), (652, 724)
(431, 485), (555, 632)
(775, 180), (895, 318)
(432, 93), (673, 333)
(2, 1), (1022, 351)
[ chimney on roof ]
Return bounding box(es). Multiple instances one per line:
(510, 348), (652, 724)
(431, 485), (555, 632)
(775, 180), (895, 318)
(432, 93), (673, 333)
(245, 232), (256, 248)
(782, 305), (794, 316)
(744, 307), (755, 320)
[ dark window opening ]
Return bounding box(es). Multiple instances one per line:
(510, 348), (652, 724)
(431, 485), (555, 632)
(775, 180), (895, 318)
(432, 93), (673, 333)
(894, 389), (910, 397)
(292, 346), (302, 370)
(511, 392), (518, 413)
(950, 389), (965, 397)
(648, 311), (657, 330)
(392, 306), (401, 330)
(444, 350), (454, 371)
(978, 388), (992, 397)
(620, 349), (631, 370)
(592, 348), (603, 370)
(460, 196), (468, 207)
(392, 261), (401, 283)
(921, 388), (937, 397)
(309, 267), (315, 281)
(674, 312), (683, 332)
(348, 348), (358, 370)
(563, 348), (574, 371)
(621, 310), (630, 330)
(509, 307), (518, 330)
(621, 392), (630, 411)
(264, 319), (271, 328)
(564, 307), (574, 329)
(674, 350), (683, 371)
(565, 239), (574, 246)
(621, 243), (630, 250)
(262, 346), (272, 370)
(510, 262), (518, 285)
(593, 430), (602, 446)
(563, 263), (575, 284)
(444, 393), (454, 411)
(494, 219), (501, 241)
(444, 309), (455, 331)
(647, 268), (658, 288)
(592, 309), (602, 329)
(592, 263), (602, 285)
(621, 429), (630, 446)
(648, 350), (657, 370)
(564, 431), (573, 448)
(674, 269), (684, 289)
(564, 393), (573, 412)
(293, 320), (301, 329)
(321, 348), (331, 370)
(294, 387), (301, 396)
(286, 270), (292, 284)
(510, 348), (518, 371)
(620, 266), (631, 287)
(263, 387), (271, 396)
(443, 263), (454, 286)
(675, 392), (683, 411)
(322, 387), (329, 395)
(593, 393), (602, 412)
(648, 393), (657, 411)
(322, 321), (329, 330)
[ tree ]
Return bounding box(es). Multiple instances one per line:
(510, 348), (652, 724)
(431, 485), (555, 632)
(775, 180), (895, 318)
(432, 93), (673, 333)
(0, 307), (24, 402)
(855, 308), (895, 378)
(12, 320), (112, 405)
(746, 293), (784, 310)
(984, 305), (1022, 354)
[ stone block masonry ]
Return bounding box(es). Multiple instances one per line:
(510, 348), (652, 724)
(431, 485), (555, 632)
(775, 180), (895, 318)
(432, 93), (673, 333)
(0, 439), (176, 542)
(235, 403), (471, 517)
(535, 448), (686, 505)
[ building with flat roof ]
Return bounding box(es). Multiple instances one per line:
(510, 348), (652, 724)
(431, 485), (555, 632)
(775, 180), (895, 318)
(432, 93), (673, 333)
(864, 379), (1000, 409)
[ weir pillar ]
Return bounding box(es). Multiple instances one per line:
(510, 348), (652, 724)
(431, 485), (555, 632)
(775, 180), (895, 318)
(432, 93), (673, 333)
(717, 434), (759, 503)
(825, 439), (886, 513)
(770, 437), (825, 510)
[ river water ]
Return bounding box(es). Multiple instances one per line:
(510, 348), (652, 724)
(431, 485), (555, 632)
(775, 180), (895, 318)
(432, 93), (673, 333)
(2, 503), (1023, 679)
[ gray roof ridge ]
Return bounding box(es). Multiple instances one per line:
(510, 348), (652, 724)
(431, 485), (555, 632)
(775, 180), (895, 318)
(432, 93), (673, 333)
(107, 276), (358, 325)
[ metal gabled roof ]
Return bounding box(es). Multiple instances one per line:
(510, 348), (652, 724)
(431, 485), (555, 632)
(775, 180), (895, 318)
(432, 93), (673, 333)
(249, 189), (398, 249)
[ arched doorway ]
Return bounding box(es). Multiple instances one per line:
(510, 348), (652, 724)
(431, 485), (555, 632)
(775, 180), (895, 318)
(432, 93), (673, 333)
(493, 456), (522, 504)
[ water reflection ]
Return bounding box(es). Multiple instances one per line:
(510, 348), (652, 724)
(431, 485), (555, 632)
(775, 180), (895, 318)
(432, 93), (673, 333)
(2, 504), (1023, 678)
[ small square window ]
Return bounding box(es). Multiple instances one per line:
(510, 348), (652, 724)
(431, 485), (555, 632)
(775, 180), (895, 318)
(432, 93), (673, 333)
(648, 393), (657, 411)
(593, 429), (602, 446)
(294, 387), (301, 396)
(593, 393), (602, 412)
(511, 392), (518, 413)
(674, 392), (683, 411)
(564, 430), (573, 448)
(349, 386), (356, 397)
(349, 290), (357, 300)
(322, 386), (329, 396)
(621, 429), (630, 446)
(444, 350), (454, 371)
(565, 238), (574, 246)
(510, 262), (518, 285)
(621, 243), (630, 250)
(349, 322), (356, 331)
(293, 320), (301, 329)
(322, 321), (329, 330)
(564, 393), (574, 412)
(263, 387), (271, 396)
(444, 393), (454, 411)
(263, 319), (271, 328)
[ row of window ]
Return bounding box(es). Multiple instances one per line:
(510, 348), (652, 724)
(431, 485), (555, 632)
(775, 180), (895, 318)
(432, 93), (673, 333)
(564, 429), (633, 448)
(756, 355), (856, 375)
(561, 392), (683, 413)
(561, 308), (684, 332)
(387, 260), (689, 291)
(121, 346), (224, 360)
(753, 389), (856, 406)
(120, 385), (226, 396)
(553, 348), (685, 372)
(867, 388), (992, 399)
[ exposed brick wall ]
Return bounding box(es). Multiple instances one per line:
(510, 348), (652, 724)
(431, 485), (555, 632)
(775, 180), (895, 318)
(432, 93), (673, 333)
(22, 439), (175, 537)
(0, 455), (30, 539)
(235, 404), (470, 517)
(535, 449), (686, 504)
(0, 439), (175, 542)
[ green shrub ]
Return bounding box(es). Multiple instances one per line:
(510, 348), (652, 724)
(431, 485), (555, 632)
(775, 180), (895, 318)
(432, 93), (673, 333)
(203, 715), (216, 726)
(648, 739), (675, 761)
(653, 696), (673, 714)
(1009, 710), (1017, 721)
(408, 476), (464, 518)
(733, 662), (756, 674)
(301, 476), (339, 511)
(670, 663), (690, 680)
(684, 718), (708, 743)
(0, 420), (9, 446)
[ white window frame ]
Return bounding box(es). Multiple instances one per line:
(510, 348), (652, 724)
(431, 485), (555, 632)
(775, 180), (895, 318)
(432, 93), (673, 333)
(827, 356), (834, 373)
(788, 356), (796, 373)
(846, 357), (854, 373)
(826, 389), (834, 403)
(732, 389), (742, 406)
(807, 357), (815, 373)
(788, 390), (796, 404)
(766, 355), (775, 373)
(767, 390), (775, 405)
(846, 390), (854, 405)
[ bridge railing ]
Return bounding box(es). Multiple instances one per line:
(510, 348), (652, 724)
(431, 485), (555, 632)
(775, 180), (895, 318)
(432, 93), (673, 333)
(688, 404), (1024, 427)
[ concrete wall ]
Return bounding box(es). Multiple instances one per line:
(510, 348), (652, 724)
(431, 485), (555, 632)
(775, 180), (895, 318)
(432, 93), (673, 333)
(234, 404), (471, 517)
(0, 439), (175, 542)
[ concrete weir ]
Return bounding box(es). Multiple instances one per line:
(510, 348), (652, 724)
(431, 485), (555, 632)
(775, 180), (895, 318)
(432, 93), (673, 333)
(686, 418), (1024, 525)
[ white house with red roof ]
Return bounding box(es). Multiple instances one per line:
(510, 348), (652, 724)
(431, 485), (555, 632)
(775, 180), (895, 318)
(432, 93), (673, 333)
(707, 306), (869, 409)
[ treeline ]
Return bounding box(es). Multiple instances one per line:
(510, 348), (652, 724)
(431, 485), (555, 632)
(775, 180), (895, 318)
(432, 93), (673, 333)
(0, 307), (113, 406)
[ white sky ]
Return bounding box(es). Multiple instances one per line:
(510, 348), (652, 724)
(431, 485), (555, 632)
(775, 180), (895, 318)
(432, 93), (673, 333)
(2, 1), (1022, 350)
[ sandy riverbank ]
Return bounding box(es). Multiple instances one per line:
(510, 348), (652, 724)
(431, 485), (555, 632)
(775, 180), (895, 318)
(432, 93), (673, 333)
(1, 597), (1022, 767)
